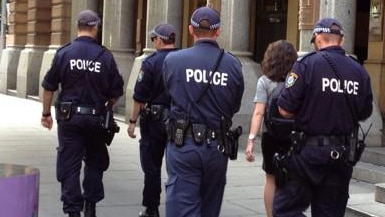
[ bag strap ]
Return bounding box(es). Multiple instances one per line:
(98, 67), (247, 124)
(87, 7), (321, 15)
(319, 51), (358, 124)
(195, 48), (224, 103)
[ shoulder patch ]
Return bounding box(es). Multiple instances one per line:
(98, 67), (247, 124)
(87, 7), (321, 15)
(285, 71), (298, 88)
(137, 70), (144, 82)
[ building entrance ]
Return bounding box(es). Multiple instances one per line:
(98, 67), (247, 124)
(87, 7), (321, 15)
(254, 0), (288, 62)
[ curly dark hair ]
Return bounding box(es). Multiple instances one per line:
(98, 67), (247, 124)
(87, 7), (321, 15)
(261, 40), (298, 82)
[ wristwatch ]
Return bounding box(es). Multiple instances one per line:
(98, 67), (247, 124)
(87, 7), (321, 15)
(248, 134), (256, 141)
(42, 112), (51, 117)
(129, 119), (137, 124)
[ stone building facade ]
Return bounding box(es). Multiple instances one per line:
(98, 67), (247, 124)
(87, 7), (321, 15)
(0, 0), (383, 145)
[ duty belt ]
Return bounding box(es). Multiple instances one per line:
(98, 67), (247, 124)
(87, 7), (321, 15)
(75, 106), (105, 115)
(305, 135), (347, 146)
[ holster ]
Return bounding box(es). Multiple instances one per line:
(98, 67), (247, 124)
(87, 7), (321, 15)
(55, 101), (73, 121)
(273, 151), (290, 187)
(102, 102), (120, 146)
(347, 127), (366, 166)
(220, 116), (242, 160)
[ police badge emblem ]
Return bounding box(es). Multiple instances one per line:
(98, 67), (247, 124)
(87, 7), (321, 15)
(285, 71), (298, 88)
(137, 70), (144, 82)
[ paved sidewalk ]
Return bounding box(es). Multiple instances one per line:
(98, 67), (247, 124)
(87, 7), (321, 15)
(0, 93), (376, 217)
(0, 94), (266, 217)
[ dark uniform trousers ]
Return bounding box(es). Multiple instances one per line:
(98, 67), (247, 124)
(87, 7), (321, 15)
(57, 114), (109, 214)
(165, 138), (228, 217)
(139, 111), (167, 208)
(273, 144), (353, 217)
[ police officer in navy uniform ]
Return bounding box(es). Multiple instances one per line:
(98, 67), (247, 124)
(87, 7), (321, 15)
(127, 23), (178, 217)
(274, 18), (373, 217)
(163, 7), (244, 217)
(41, 10), (124, 217)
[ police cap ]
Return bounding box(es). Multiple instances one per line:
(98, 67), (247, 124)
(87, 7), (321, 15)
(76, 10), (101, 26)
(190, 6), (220, 30)
(149, 23), (176, 41)
(310, 18), (344, 43)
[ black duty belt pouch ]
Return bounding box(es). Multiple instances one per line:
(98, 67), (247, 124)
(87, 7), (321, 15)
(55, 102), (73, 121)
(174, 119), (189, 147)
(192, 123), (207, 144)
(150, 105), (163, 121)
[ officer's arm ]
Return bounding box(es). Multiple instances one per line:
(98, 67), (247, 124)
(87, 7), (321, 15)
(278, 106), (294, 118)
(42, 89), (54, 115)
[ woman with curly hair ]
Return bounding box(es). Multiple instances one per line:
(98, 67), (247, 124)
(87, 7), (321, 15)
(245, 40), (298, 217)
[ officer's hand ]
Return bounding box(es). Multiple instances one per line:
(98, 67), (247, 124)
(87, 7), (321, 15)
(127, 123), (136, 138)
(41, 116), (53, 130)
(245, 140), (255, 162)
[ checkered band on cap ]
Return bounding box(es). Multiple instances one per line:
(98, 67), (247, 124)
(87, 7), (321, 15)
(310, 17), (344, 43)
(312, 18), (344, 36)
(190, 7), (220, 30)
(149, 23), (176, 40)
(76, 10), (100, 26)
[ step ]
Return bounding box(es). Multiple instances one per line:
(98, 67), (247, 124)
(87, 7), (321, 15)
(346, 201), (385, 217)
(345, 180), (384, 217)
(353, 162), (385, 184)
(375, 183), (385, 204)
(360, 147), (385, 166)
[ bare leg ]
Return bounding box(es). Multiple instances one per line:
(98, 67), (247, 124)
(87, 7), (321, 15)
(264, 173), (276, 217)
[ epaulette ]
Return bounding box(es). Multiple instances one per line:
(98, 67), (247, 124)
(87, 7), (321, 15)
(226, 51), (242, 65)
(346, 54), (361, 64)
(297, 51), (316, 62)
(56, 42), (71, 52)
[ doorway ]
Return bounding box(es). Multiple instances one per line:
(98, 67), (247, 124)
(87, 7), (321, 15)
(354, 0), (370, 64)
(254, 0), (288, 62)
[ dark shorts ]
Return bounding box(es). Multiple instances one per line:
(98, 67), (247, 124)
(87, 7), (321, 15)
(261, 132), (291, 174)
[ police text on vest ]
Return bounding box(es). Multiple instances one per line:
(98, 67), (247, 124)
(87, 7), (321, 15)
(186, 69), (228, 86)
(70, 59), (101, 73)
(322, 78), (358, 95)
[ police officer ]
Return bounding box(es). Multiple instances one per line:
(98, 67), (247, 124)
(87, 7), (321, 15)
(41, 10), (124, 217)
(274, 18), (373, 217)
(163, 6), (244, 217)
(127, 23), (178, 217)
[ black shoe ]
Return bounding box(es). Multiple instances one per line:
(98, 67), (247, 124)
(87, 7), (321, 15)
(84, 201), (96, 217)
(139, 207), (159, 217)
(68, 213), (80, 217)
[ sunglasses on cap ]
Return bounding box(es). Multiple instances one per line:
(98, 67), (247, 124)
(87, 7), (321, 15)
(151, 36), (158, 42)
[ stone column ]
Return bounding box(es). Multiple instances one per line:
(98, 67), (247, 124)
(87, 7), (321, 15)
(103, 0), (136, 114)
(16, 0), (51, 98)
(125, 0), (183, 122)
(39, 0), (71, 101)
(70, 0), (98, 40)
(0, 0), (27, 94)
(219, 0), (260, 129)
(319, 0), (356, 53)
(298, 0), (319, 53)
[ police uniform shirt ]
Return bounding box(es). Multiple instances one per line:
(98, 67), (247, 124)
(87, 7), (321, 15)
(277, 46), (373, 135)
(42, 36), (124, 106)
(133, 48), (178, 105)
(163, 39), (244, 129)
